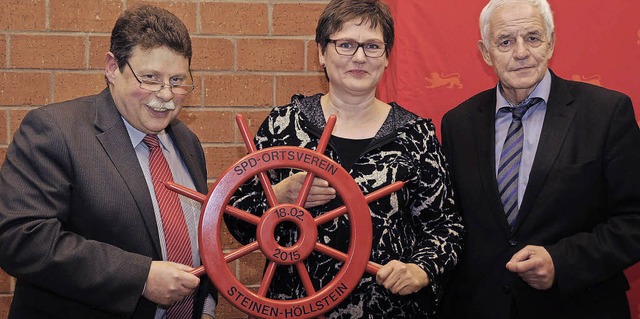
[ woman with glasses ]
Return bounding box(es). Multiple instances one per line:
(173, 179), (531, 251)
(225, 0), (464, 317)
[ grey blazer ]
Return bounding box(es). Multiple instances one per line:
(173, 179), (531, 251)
(0, 88), (211, 318)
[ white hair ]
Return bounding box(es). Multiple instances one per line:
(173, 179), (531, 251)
(479, 0), (555, 49)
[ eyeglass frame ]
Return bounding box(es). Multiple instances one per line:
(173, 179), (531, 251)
(125, 61), (195, 95)
(326, 39), (387, 58)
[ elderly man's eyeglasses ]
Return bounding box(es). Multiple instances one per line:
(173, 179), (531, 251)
(126, 61), (195, 95)
(328, 39), (386, 58)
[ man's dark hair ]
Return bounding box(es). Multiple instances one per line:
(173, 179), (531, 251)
(110, 5), (192, 71)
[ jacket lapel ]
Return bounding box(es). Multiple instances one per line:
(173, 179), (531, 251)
(93, 88), (163, 257)
(513, 73), (577, 232)
(167, 123), (208, 195)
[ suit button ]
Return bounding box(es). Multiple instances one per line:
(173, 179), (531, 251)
(502, 285), (511, 293)
(508, 239), (518, 246)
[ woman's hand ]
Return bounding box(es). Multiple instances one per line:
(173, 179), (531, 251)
(273, 172), (336, 208)
(376, 260), (430, 295)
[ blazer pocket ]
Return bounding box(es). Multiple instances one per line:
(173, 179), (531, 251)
(546, 159), (601, 194)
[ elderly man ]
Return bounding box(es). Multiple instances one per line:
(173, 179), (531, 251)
(441, 0), (640, 318)
(0, 5), (216, 319)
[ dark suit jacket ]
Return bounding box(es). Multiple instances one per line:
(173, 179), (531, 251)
(440, 71), (640, 319)
(0, 88), (212, 318)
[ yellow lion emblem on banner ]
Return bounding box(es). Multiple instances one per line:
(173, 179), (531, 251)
(425, 72), (463, 89)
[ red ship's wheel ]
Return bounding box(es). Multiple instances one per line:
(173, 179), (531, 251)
(167, 114), (403, 319)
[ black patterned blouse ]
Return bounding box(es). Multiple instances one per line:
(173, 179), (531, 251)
(225, 94), (464, 318)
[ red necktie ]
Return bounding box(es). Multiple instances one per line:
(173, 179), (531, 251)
(143, 134), (194, 319)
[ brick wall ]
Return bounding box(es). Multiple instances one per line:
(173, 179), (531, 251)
(0, 0), (330, 318)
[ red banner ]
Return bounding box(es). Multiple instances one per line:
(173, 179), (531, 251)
(378, 0), (640, 132)
(378, 0), (640, 314)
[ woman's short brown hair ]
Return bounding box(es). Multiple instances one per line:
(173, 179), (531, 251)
(315, 0), (395, 56)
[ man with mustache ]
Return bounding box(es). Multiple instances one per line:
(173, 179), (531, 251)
(440, 0), (640, 318)
(0, 5), (216, 319)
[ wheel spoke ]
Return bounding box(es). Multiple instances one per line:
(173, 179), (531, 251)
(315, 181), (405, 225)
(316, 243), (382, 275)
(236, 114), (279, 207)
(236, 114), (258, 153)
(257, 261), (278, 297)
(189, 266), (206, 277)
(316, 115), (336, 154)
(293, 116), (337, 208)
(295, 261), (317, 297)
(224, 241), (260, 263)
(294, 116), (336, 207)
(295, 171), (317, 207)
(364, 181), (405, 202)
(164, 181), (207, 203)
(365, 261), (382, 275)
(314, 206), (346, 226)
(314, 242), (349, 263)
(224, 205), (261, 225)
(258, 172), (280, 208)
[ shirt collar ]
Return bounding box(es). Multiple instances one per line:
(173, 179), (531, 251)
(495, 69), (552, 114)
(122, 117), (169, 150)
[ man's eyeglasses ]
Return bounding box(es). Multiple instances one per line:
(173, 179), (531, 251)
(327, 39), (386, 58)
(126, 61), (195, 95)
